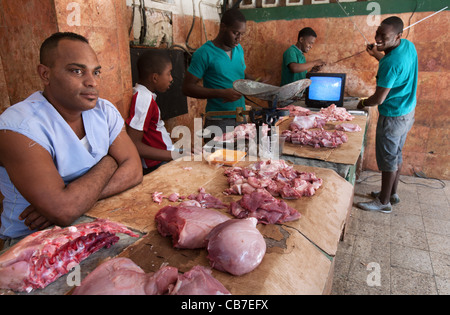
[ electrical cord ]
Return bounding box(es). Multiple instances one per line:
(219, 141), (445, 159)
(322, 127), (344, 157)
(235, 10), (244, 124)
(356, 170), (446, 190)
(405, 0), (418, 39)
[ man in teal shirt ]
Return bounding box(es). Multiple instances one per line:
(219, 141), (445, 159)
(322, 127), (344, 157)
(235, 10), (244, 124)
(357, 17), (418, 213)
(281, 27), (326, 86)
(183, 8), (257, 130)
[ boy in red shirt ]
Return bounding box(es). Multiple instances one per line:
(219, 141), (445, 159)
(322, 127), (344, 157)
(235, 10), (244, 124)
(126, 50), (177, 174)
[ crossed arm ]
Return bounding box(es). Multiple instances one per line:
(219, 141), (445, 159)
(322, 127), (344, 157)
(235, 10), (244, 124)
(0, 127), (143, 230)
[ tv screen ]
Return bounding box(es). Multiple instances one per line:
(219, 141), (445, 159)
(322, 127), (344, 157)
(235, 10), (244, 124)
(305, 73), (346, 108)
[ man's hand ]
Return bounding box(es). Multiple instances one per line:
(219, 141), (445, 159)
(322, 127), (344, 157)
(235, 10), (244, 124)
(221, 88), (243, 103)
(19, 205), (53, 231)
(366, 44), (383, 61)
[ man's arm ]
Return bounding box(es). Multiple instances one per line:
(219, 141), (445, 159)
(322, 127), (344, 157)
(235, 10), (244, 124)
(0, 128), (142, 228)
(182, 72), (242, 103)
(98, 127), (143, 200)
(0, 131), (119, 227)
(357, 86), (391, 109)
(288, 59), (326, 74)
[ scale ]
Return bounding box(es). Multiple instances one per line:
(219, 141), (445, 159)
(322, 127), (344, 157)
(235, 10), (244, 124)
(202, 79), (311, 158)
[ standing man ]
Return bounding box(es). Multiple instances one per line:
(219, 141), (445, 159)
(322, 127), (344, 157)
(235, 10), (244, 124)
(0, 32), (143, 247)
(357, 17), (418, 213)
(281, 27), (326, 86)
(183, 8), (255, 133)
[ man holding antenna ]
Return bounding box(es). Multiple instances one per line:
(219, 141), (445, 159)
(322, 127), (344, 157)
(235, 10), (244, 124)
(356, 17), (418, 213)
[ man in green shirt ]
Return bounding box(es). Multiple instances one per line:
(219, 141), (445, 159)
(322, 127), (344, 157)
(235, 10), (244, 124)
(183, 8), (257, 131)
(281, 27), (326, 86)
(357, 17), (418, 213)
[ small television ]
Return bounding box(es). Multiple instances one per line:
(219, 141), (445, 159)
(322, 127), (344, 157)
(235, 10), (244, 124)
(305, 73), (346, 108)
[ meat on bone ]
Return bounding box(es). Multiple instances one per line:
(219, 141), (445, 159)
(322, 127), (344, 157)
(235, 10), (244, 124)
(155, 205), (230, 249)
(224, 160), (323, 200)
(206, 218), (266, 276)
(0, 219), (139, 293)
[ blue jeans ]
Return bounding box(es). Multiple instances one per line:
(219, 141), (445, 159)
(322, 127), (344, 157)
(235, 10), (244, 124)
(376, 110), (415, 172)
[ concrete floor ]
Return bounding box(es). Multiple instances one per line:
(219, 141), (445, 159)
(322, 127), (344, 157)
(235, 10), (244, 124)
(331, 171), (450, 295)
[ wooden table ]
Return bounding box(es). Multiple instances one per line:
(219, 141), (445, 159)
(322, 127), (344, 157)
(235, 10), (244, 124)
(81, 159), (354, 295)
(278, 111), (368, 185)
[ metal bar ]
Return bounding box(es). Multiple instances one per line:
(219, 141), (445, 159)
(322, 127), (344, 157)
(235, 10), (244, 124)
(403, 6), (448, 31)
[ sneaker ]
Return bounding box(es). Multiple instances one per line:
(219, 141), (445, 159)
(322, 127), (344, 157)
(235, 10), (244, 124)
(371, 191), (400, 205)
(357, 198), (392, 213)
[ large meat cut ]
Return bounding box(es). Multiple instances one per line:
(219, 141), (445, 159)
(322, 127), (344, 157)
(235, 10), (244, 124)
(155, 205), (230, 249)
(229, 189), (300, 224)
(224, 160), (323, 199)
(0, 219), (139, 293)
(72, 257), (178, 295)
(72, 258), (230, 295)
(206, 218), (266, 276)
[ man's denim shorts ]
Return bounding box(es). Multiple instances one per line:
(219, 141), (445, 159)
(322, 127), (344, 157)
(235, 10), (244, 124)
(376, 110), (415, 172)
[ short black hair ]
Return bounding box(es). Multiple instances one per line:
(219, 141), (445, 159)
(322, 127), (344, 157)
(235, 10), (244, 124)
(40, 32), (89, 66)
(137, 50), (172, 81)
(221, 8), (246, 27)
(381, 16), (404, 34)
(298, 27), (317, 41)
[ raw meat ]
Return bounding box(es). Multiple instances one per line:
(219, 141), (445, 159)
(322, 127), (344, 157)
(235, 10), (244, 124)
(229, 189), (300, 224)
(72, 259), (229, 295)
(72, 258), (178, 295)
(206, 218), (266, 276)
(290, 115), (327, 130)
(335, 123), (362, 132)
(319, 104), (354, 122)
(279, 105), (311, 117)
(282, 129), (349, 148)
(152, 192), (164, 204)
(187, 188), (228, 209)
(170, 265), (231, 295)
(155, 205), (230, 249)
(224, 160), (323, 199)
(0, 219), (139, 293)
(213, 123), (269, 143)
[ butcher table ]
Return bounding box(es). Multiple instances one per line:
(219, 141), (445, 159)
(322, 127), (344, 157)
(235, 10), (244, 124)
(279, 100), (369, 185)
(84, 159), (353, 295)
(13, 158), (354, 295)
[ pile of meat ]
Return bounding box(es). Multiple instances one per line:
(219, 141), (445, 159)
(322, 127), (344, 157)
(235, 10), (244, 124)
(319, 104), (355, 122)
(282, 128), (349, 148)
(224, 160), (323, 200)
(230, 189), (300, 224)
(72, 258), (230, 295)
(279, 105), (311, 117)
(281, 104), (360, 148)
(0, 219), (139, 293)
(152, 188), (227, 209)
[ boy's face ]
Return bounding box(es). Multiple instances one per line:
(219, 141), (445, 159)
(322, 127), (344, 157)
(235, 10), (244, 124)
(154, 63), (173, 93)
(299, 35), (316, 53)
